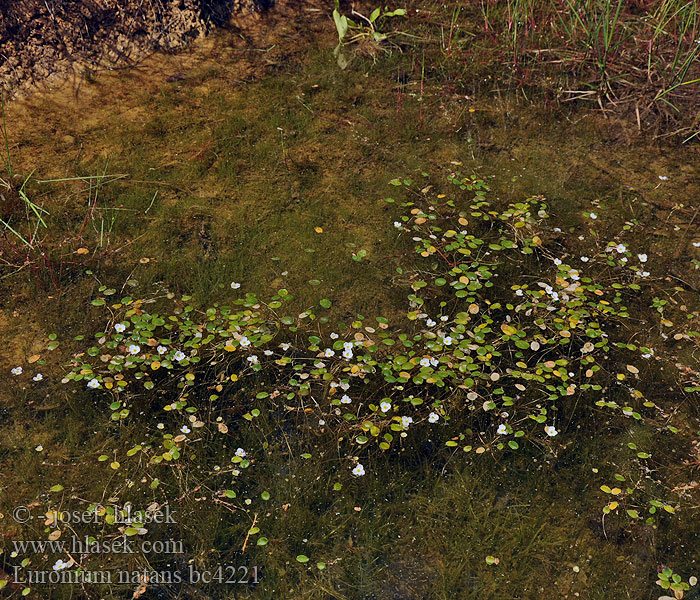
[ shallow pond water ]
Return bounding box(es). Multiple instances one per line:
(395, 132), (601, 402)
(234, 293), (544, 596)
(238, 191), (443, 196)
(1, 6), (699, 600)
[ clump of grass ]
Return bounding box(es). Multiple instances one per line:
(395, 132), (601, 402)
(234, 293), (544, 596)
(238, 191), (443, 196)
(0, 110), (123, 295)
(406, 0), (700, 140)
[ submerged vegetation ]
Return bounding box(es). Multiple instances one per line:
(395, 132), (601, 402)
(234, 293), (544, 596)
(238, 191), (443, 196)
(1, 1), (700, 599)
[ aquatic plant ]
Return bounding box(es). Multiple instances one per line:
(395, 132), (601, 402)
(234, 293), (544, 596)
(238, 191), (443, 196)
(6, 164), (699, 597)
(332, 1), (408, 68)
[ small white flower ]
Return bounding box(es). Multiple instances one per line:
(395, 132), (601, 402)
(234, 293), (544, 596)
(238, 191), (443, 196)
(638, 253), (647, 263)
(174, 351), (186, 361)
(544, 425), (558, 437)
(426, 318), (436, 327)
(380, 401), (391, 412)
(693, 241), (700, 248)
(394, 221), (402, 228)
(330, 333), (338, 339)
(324, 348), (335, 357)
(580, 256), (589, 262)
(235, 447), (246, 457)
(401, 416), (413, 429)
(11, 366), (22, 375)
(87, 378), (100, 389)
(420, 358), (431, 367)
(441, 315), (448, 321)
(658, 175), (668, 181)
(53, 559), (69, 571)
(342, 349), (353, 360)
(554, 258), (562, 266)
(616, 244), (627, 253)
(280, 343), (290, 351)
(319, 419), (326, 426)
(264, 349), (273, 356)
(428, 412), (439, 423)
(247, 355), (258, 364)
(352, 464), (365, 477)
(127, 344), (141, 355)
(232, 469), (240, 476)
(443, 336), (453, 345)
(157, 423), (164, 429)
(497, 424), (507, 435)
(640, 271), (650, 278)
(33, 373), (43, 381)
(573, 565), (580, 573)
(230, 281), (241, 289)
(157, 345), (167, 354)
(239, 336), (251, 347)
(35, 445), (43, 452)
(430, 357), (439, 367)
(515, 289), (523, 296)
(589, 212), (597, 219)
(181, 425), (191, 434)
(115, 323), (126, 333)
(343, 341), (354, 350)
(341, 394), (352, 404)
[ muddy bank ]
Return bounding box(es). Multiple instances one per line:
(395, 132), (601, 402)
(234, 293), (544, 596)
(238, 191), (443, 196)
(0, 0), (274, 96)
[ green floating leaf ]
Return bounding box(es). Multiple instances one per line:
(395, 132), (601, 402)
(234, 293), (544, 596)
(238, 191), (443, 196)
(296, 555), (309, 563)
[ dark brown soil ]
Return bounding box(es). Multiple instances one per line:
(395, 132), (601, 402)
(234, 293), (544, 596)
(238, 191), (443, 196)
(0, 0), (272, 96)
